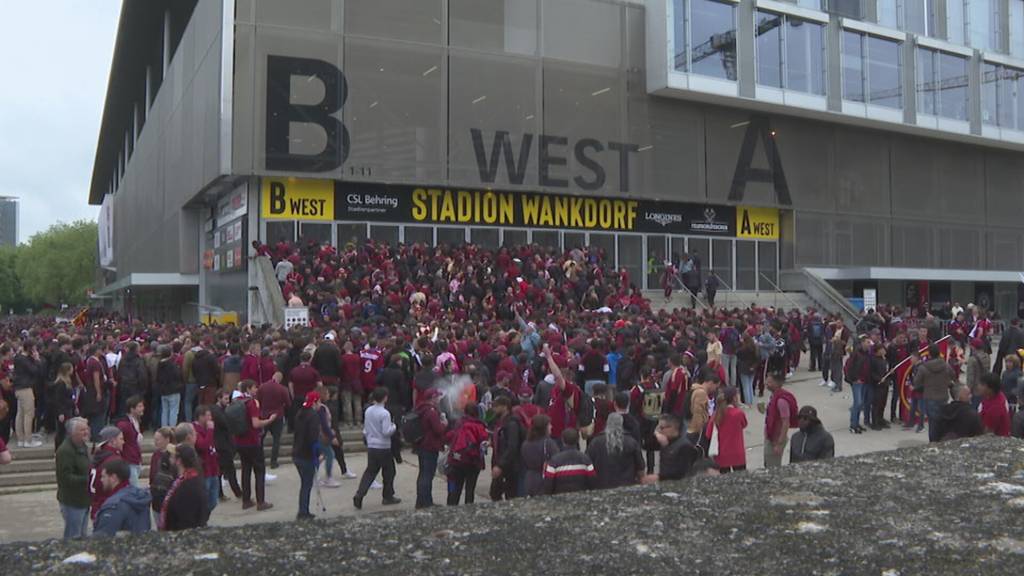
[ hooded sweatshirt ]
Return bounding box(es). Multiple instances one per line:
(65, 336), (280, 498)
(93, 483), (152, 537)
(914, 358), (956, 402)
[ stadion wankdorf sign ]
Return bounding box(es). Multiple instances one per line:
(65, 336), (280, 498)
(261, 178), (779, 240)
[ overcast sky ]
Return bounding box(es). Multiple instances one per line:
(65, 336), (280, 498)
(0, 2), (122, 243)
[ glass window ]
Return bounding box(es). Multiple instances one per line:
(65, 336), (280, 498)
(403, 226), (433, 245)
(916, 47), (937, 115)
(564, 232), (587, 251)
(671, 237), (687, 267)
(758, 241), (778, 289)
(866, 35), (902, 108)
(967, 0), (997, 50)
(470, 228), (499, 249)
(756, 11), (783, 88)
(903, 0), (935, 36)
(266, 221), (295, 246)
(997, 66), (1017, 129)
(688, 237), (710, 284)
(939, 51), (968, 120)
(646, 235), (667, 290)
(982, 62), (999, 125)
(502, 229), (527, 248)
(786, 18), (826, 95)
(674, 0), (688, 71)
(531, 230), (559, 250)
(735, 240), (756, 290)
(543, 0), (621, 67)
(690, 0), (738, 80)
(1011, 0), (1024, 57)
(337, 223), (367, 247)
(982, 64), (1024, 129)
(369, 225), (399, 246)
(299, 222), (331, 246)
(877, 0), (899, 28)
(589, 233), (616, 268)
(437, 227), (466, 247)
(842, 30), (865, 102)
(1016, 68), (1024, 130)
(450, 0), (537, 55)
(617, 235), (643, 291)
(345, 0), (443, 44)
(711, 239), (733, 290)
(795, 0), (823, 9)
(947, 0), (966, 44)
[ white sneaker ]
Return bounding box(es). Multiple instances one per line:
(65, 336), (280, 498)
(342, 471), (358, 479)
(27, 440), (43, 448)
(16, 440), (24, 448)
(818, 380), (828, 387)
(827, 381), (836, 390)
(320, 478), (341, 488)
(370, 480), (383, 490)
(265, 473), (277, 483)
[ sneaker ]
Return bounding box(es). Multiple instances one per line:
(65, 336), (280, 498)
(16, 441), (24, 448)
(827, 381), (836, 391)
(370, 480), (383, 490)
(265, 473), (277, 483)
(382, 497), (402, 506)
(342, 471), (358, 479)
(242, 500), (255, 510)
(915, 426), (924, 433)
(256, 502), (274, 511)
(818, 380), (829, 387)
(320, 478), (341, 488)
(27, 439), (43, 448)
(269, 462), (279, 470)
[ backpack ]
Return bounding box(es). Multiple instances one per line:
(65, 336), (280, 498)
(642, 388), (664, 420)
(447, 424), (482, 467)
(576, 392), (595, 428)
(809, 320), (824, 340)
(150, 451), (177, 512)
(225, 399), (251, 436)
(401, 409), (425, 445)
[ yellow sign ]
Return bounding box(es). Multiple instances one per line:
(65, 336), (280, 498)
(736, 206), (779, 239)
(201, 311), (239, 326)
(261, 178), (334, 220)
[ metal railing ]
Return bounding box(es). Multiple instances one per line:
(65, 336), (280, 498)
(711, 271), (734, 308)
(668, 273), (709, 310)
(759, 272), (804, 311)
(799, 269), (859, 327)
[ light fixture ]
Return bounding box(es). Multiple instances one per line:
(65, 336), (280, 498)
(638, 145), (653, 152)
(472, 95), (487, 104)
(525, 114), (535, 120)
(369, 101), (378, 109)
(591, 87), (611, 96)
(422, 65), (438, 77)
(730, 121), (750, 129)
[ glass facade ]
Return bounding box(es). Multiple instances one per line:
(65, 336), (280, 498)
(947, 0), (966, 44)
(842, 31), (865, 102)
(1012, 0), (1024, 57)
(675, 0), (738, 80)
(982, 63), (1024, 130)
(866, 35), (902, 108)
(902, 0), (936, 36)
(916, 47), (968, 120)
(756, 11), (825, 95)
(966, 0), (998, 51)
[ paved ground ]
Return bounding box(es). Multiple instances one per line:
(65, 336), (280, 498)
(0, 364), (927, 543)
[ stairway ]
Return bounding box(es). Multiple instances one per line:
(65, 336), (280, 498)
(645, 290), (817, 313)
(0, 428), (367, 494)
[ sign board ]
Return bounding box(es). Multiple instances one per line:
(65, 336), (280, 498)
(261, 178), (334, 221)
(736, 206), (780, 239)
(863, 288), (877, 312)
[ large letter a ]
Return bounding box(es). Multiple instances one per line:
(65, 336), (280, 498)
(727, 116), (791, 206)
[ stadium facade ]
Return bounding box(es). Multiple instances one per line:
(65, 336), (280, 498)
(91, 0), (1024, 322)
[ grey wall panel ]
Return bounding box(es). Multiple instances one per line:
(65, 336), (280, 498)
(891, 136), (985, 224)
(832, 127), (891, 216)
(344, 0), (443, 44)
(985, 152), (1024, 228)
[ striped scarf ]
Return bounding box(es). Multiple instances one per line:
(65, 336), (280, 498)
(159, 468), (198, 531)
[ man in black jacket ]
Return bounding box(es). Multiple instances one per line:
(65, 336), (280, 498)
(13, 340), (43, 448)
(789, 406), (835, 464)
(211, 390), (241, 500)
(116, 342), (148, 419)
(376, 355), (409, 462)
(161, 445), (208, 531)
(292, 391), (322, 520)
(995, 319), (1024, 376)
(543, 428), (595, 495)
(312, 334), (342, 390)
(642, 414), (699, 483)
(489, 396), (522, 501)
(933, 386), (984, 442)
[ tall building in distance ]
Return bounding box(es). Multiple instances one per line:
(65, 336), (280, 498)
(0, 197), (18, 247)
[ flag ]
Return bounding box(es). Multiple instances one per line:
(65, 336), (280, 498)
(898, 335), (951, 421)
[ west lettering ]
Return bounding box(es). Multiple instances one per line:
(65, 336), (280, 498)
(573, 139), (606, 191)
(265, 55), (349, 172)
(607, 142), (639, 192)
(471, 129), (532, 185)
(539, 135), (569, 188)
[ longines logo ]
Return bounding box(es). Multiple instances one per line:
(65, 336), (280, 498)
(645, 212), (683, 227)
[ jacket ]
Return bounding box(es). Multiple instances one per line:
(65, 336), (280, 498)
(658, 435), (700, 481)
(585, 432), (644, 489)
(55, 438), (91, 508)
(293, 406), (321, 461)
(116, 352), (148, 397)
(89, 447), (122, 518)
(363, 403), (396, 450)
(844, 350), (872, 385)
(491, 414), (523, 473)
(93, 484), (152, 537)
(520, 437), (559, 496)
(966, 351), (990, 394)
(933, 400), (984, 441)
(191, 349), (221, 391)
(414, 402), (447, 454)
(376, 365), (410, 410)
(312, 343), (342, 379)
(542, 446), (595, 495)
(115, 416), (143, 465)
(914, 358), (956, 402)
(445, 415), (489, 470)
(156, 358), (184, 396)
(789, 423), (835, 464)
(12, 353), (40, 391)
(162, 475), (209, 531)
(211, 404), (236, 459)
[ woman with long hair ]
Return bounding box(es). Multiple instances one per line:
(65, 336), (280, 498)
(51, 362), (79, 451)
(713, 387), (747, 473)
(519, 414), (558, 497)
(585, 412), (645, 489)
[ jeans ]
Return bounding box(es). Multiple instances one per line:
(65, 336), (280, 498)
(909, 397), (926, 428)
(808, 340), (823, 371)
(294, 458), (316, 516)
(416, 450), (439, 508)
(323, 442), (335, 478)
(88, 414), (107, 442)
(205, 476), (219, 513)
(14, 388), (34, 443)
(237, 445), (267, 504)
(60, 504), (90, 539)
(850, 383), (865, 428)
(129, 464), (141, 487)
(830, 357), (844, 391)
(722, 354), (737, 388)
(925, 399), (945, 442)
(263, 417), (284, 467)
(447, 465), (480, 506)
(160, 394), (180, 427)
(739, 373), (754, 405)
(862, 384), (875, 426)
(355, 448), (396, 500)
(183, 382), (198, 423)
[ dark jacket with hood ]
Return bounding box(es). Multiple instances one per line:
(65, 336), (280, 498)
(585, 432), (644, 489)
(491, 413), (523, 474)
(156, 357), (183, 396)
(413, 400), (447, 454)
(914, 358), (956, 402)
(117, 351), (148, 397)
(933, 401), (984, 441)
(789, 422), (835, 463)
(93, 484), (152, 537)
(542, 445), (596, 495)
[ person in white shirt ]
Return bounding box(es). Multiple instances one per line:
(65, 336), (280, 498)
(352, 387), (401, 510)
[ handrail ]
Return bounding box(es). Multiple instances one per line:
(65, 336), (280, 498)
(711, 271), (733, 308)
(800, 269), (859, 327)
(669, 272), (709, 310)
(758, 272), (803, 311)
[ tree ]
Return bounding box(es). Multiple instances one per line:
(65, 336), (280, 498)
(0, 246), (26, 313)
(15, 220), (97, 307)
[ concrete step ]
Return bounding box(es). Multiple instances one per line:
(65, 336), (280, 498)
(645, 289), (815, 312)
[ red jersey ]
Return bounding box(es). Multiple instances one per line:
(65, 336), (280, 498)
(193, 423), (220, 478)
(341, 353), (362, 386)
(359, 349), (384, 392)
(234, 397), (262, 448)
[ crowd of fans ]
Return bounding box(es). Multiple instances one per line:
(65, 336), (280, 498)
(0, 238), (1017, 539)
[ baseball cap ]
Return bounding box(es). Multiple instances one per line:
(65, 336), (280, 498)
(96, 426), (122, 447)
(797, 406), (820, 424)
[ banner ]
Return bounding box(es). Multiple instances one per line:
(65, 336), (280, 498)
(333, 181), (752, 237)
(261, 178), (334, 221)
(736, 205), (779, 239)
